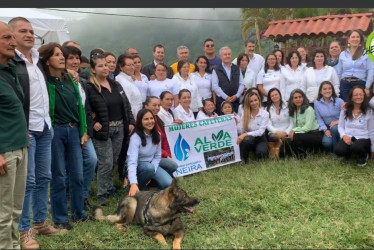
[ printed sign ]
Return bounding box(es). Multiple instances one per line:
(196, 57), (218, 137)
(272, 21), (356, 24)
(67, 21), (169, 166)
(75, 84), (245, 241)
(165, 115), (241, 177)
(366, 30), (374, 62)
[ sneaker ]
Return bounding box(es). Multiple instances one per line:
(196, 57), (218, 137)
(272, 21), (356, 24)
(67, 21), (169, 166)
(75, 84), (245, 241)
(357, 153), (369, 167)
(54, 222), (73, 231)
(97, 195), (108, 206)
(32, 221), (67, 236)
(19, 229), (39, 249)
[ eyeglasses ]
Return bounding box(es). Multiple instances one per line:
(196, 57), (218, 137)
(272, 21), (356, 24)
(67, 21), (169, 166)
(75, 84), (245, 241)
(205, 44), (214, 48)
(353, 94), (365, 97)
(125, 64), (135, 67)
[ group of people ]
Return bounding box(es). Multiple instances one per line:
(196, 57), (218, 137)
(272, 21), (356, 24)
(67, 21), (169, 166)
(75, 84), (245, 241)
(1, 14), (374, 250)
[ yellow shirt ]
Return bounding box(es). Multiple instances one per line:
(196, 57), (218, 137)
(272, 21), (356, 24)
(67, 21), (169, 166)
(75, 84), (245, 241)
(170, 62), (195, 74)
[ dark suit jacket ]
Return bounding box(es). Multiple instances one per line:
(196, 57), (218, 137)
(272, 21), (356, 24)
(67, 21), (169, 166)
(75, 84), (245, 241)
(142, 62), (173, 80)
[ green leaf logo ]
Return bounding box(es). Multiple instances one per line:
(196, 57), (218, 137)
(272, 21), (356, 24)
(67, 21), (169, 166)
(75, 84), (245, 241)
(212, 130), (224, 142)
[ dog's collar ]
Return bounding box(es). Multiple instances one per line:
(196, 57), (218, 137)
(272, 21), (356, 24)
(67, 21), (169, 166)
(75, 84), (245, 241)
(143, 192), (157, 225)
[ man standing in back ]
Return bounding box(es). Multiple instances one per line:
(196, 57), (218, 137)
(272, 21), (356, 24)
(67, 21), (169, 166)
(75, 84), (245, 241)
(142, 44), (173, 80)
(202, 38), (222, 71)
(212, 46), (244, 115)
(232, 39), (265, 78)
(0, 20), (29, 250)
(170, 45), (195, 74)
(8, 16), (66, 249)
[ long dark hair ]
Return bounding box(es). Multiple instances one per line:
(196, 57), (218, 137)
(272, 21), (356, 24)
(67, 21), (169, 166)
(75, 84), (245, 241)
(134, 109), (160, 146)
(316, 81), (338, 105)
(344, 85), (369, 120)
(266, 88), (283, 115)
(288, 89), (309, 117)
(194, 55), (211, 73)
(264, 53), (280, 73)
(346, 29), (365, 60)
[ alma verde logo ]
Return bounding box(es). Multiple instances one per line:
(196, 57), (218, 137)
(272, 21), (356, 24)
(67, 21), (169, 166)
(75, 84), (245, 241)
(194, 129), (232, 153)
(366, 31), (374, 62)
(174, 133), (190, 161)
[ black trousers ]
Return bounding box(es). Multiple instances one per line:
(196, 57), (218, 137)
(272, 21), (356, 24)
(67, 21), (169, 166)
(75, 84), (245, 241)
(239, 133), (268, 163)
(335, 138), (371, 158)
(291, 130), (323, 159)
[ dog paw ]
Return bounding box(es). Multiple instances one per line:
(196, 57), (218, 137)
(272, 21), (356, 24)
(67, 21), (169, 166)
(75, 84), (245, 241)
(116, 223), (126, 231)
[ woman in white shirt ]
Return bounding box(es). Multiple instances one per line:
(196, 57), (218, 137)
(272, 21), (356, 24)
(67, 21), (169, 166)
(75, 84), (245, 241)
(157, 91), (183, 126)
(173, 60), (202, 117)
(196, 98), (218, 120)
(236, 92), (269, 163)
(301, 48), (340, 105)
(257, 53), (281, 105)
(115, 54), (143, 118)
(148, 63), (180, 106)
(133, 55), (149, 104)
(279, 50), (305, 102)
(266, 87), (293, 140)
(336, 86), (374, 166)
(173, 89), (195, 123)
(192, 55), (216, 103)
(237, 52), (256, 103)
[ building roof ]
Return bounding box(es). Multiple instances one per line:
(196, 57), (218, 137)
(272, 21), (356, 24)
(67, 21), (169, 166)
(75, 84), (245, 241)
(263, 12), (373, 42)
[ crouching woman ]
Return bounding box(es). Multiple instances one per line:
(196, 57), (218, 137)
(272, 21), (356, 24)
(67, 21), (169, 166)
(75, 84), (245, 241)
(127, 109), (173, 196)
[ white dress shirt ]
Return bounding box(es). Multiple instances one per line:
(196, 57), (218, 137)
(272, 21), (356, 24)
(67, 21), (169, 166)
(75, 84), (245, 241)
(16, 48), (51, 132)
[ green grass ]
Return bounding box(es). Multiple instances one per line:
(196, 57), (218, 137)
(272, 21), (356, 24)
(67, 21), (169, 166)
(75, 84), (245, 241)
(37, 154), (374, 249)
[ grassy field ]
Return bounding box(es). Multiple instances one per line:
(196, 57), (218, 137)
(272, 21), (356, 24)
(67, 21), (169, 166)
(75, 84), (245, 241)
(37, 154), (374, 249)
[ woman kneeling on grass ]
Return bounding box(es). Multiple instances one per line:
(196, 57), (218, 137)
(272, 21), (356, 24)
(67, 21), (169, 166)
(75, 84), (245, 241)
(336, 85), (374, 166)
(236, 92), (269, 163)
(288, 89), (323, 159)
(127, 109), (173, 196)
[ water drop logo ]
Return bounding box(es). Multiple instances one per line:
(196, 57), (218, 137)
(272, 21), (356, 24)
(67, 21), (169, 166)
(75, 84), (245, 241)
(174, 133), (190, 161)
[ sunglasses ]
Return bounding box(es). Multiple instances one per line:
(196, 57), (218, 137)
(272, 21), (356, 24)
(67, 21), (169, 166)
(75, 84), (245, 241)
(205, 44), (215, 48)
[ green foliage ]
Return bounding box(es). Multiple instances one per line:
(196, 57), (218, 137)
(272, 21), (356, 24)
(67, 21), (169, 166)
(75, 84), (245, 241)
(66, 9), (244, 65)
(38, 154), (374, 249)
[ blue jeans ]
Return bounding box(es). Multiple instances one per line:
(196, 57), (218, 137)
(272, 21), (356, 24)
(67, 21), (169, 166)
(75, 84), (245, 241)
(339, 79), (365, 101)
(321, 125), (340, 155)
(82, 138), (97, 199)
(159, 158), (178, 177)
(19, 123), (53, 231)
(137, 161), (173, 190)
(50, 125), (86, 223)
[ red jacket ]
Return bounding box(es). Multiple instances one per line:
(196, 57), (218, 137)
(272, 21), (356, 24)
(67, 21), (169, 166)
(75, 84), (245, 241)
(155, 115), (172, 158)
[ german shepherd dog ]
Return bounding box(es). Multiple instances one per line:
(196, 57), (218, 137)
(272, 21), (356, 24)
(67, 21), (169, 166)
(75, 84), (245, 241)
(94, 179), (199, 249)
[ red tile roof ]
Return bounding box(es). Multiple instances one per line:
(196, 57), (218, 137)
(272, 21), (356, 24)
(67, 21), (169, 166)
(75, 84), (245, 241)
(263, 13), (373, 42)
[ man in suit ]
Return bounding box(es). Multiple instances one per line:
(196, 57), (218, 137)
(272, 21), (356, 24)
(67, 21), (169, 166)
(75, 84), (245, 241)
(142, 44), (173, 80)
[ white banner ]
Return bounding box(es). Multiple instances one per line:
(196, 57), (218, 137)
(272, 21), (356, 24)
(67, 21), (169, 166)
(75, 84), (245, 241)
(165, 115), (241, 177)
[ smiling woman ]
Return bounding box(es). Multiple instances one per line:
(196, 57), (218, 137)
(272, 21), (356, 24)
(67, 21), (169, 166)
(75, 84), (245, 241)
(38, 42), (89, 229)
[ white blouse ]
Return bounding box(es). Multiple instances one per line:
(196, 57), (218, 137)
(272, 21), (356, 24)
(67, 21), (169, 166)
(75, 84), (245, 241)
(173, 104), (195, 123)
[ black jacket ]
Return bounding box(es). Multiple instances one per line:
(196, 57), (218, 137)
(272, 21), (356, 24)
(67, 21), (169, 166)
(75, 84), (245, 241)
(85, 78), (135, 141)
(10, 53), (47, 128)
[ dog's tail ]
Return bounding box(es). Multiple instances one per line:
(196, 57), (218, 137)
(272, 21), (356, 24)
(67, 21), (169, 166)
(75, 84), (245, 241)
(93, 206), (121, 223)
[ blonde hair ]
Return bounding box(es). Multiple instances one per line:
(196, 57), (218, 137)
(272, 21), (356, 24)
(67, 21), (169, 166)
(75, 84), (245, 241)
(89, 54), (107, 93)
(242, 92), (260, 131)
